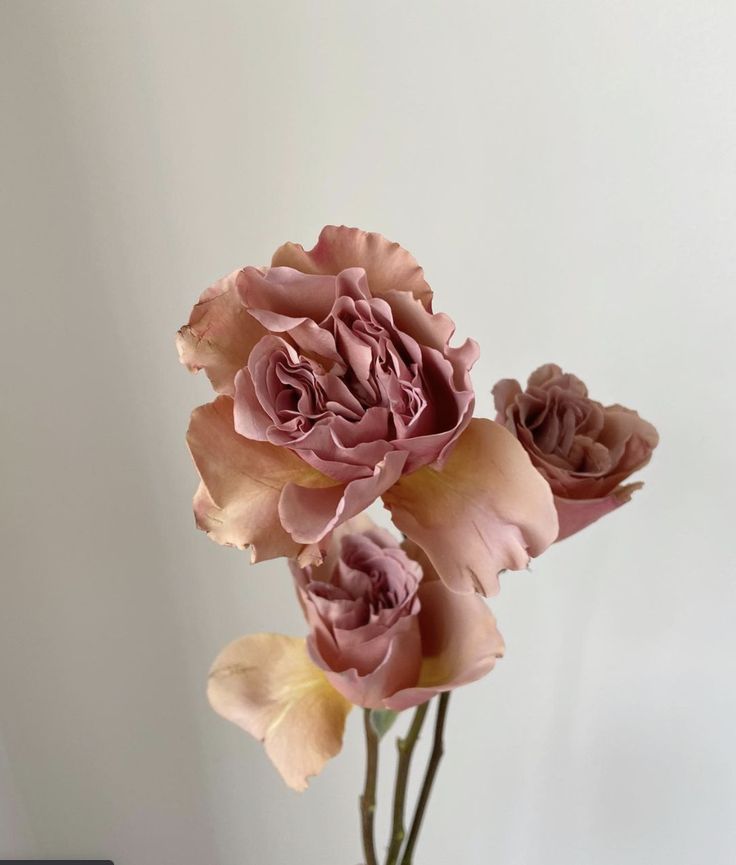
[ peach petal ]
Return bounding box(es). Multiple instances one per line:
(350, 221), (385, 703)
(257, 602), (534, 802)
(384, 581), (504, 710)
(280, 450), (407, 545)
(208, 634), (352, 791)
(555, 482), (643, 541)
(176, 270), (267, 395)
(271, 225), (433, 310)
(187, 396), (331, 565)
(383, 419), (558, 595)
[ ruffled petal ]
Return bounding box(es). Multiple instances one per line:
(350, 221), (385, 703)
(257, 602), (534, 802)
(237, 267), (342, 363)
(383, 288), (479, 382)
(176, 270), (267, 395)
(384, 581), (504, 710)
(187, 396), (330, 565)
(555, 483), (643, 541)
(271, 225), (433, 310)
(279, 449), (407, 544)
(383, 419), (558, 595)
(208, 634), (352, 791)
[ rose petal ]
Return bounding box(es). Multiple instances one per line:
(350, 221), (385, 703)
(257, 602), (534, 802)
(280, 449), (407, 545)
(187, 396), (331, 565)
(383, 418), (558, 595)
(383, 288), (480, 383)
(238, 265), (337, 322)
(315, 618), (423, 709)
(208, 634), (352, 791)
(176, 270), (267, 395)
(290, 514), (378, 590)
(271, 225), (433, 310)
(528, 363), (588, 396)
(237, 267), (342, 363)
(492, 378), (523, 417)
(555, 482), (643, 541)
(384, 581), (504, 710)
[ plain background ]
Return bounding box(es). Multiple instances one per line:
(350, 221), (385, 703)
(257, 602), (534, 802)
(1, 1), (735, 863)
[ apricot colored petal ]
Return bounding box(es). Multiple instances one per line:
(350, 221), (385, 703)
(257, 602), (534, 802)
(555, 482), (643, 541)
(384, 581), (504, 710)
(280, 450), (407, 545)
(383, 419), (558, 595)
(271, 225), (433, 309)
(208, 634), (352, 791)
(187, 396), (330, 565)
(176, 270), (267, 395)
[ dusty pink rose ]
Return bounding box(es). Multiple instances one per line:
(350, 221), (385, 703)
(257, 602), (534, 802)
(291, 518), (504, 710)
(493, 364), (659, 541)
(178, 226), (558, 592)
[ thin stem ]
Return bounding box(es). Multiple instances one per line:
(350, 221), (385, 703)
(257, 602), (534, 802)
(360, 708), (380, 865)
(385, 702), (430, 865)
(399, 693), (451, 865)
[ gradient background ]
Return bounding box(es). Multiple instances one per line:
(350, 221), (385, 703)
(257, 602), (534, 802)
(2, 2), (735, 863)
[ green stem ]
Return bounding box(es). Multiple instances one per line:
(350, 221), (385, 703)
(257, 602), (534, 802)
(399, 693), (451, 865)
(360, 708), (380, 865)
(385, 702), (430, 865)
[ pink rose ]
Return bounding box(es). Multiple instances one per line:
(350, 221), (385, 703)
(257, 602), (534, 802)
(291, 519), (504, 710)
(179, 226), (558, 593)
(206, 517), (506, 790)
(493, 364), (659, 540)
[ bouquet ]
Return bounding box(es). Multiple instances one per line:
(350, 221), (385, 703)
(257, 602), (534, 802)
(177, 226), (658, 864)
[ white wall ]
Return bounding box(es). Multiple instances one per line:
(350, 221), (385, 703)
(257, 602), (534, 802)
(1, 2), (735, 863)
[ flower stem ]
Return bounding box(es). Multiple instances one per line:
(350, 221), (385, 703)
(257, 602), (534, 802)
(385, 702), (430, 865)
(399, 692), (451, 865)
(360, 708), (380, 865)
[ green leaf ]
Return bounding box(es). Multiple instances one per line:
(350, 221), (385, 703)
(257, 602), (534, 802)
(369, 708), (399, 739)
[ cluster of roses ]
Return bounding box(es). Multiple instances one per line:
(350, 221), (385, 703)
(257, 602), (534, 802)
(178, 227), (658, 791)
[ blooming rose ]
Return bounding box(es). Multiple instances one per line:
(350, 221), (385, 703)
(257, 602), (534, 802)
(207, 519), (504, 790)
(179, 226), (558, 593)
(292, 518), (504, 710)
(493, 364), (659, 540)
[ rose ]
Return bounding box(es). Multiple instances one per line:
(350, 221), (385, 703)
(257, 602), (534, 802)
(179, 226), (558, 593)
(292, 518), (504, 710)
(493, 364), (659, 540)
(207, 519), (504, 790)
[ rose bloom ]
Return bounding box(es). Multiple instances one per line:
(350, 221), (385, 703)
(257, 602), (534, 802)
(207, 519), (504, 790)
(179, 226), (558, 594)
(291, 519), (504, 710)
(493, 364), (659, 540)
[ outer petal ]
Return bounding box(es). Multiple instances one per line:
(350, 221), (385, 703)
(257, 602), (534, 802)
(555, 482), (643, 541)
(492, 378), (523, 418)
(271, 225), (433, 310)
(187, 396), (331, 565)
(382, 419), (558, 595)
(208, 634), (352, 792)
(279, 450), (407, 545)
(176, 270), (267, 395)
(384, 581), (504, 710)
(312, 618), (423, 710)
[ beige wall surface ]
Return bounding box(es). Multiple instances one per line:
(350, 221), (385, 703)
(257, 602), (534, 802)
(1, 2), (735, 863)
